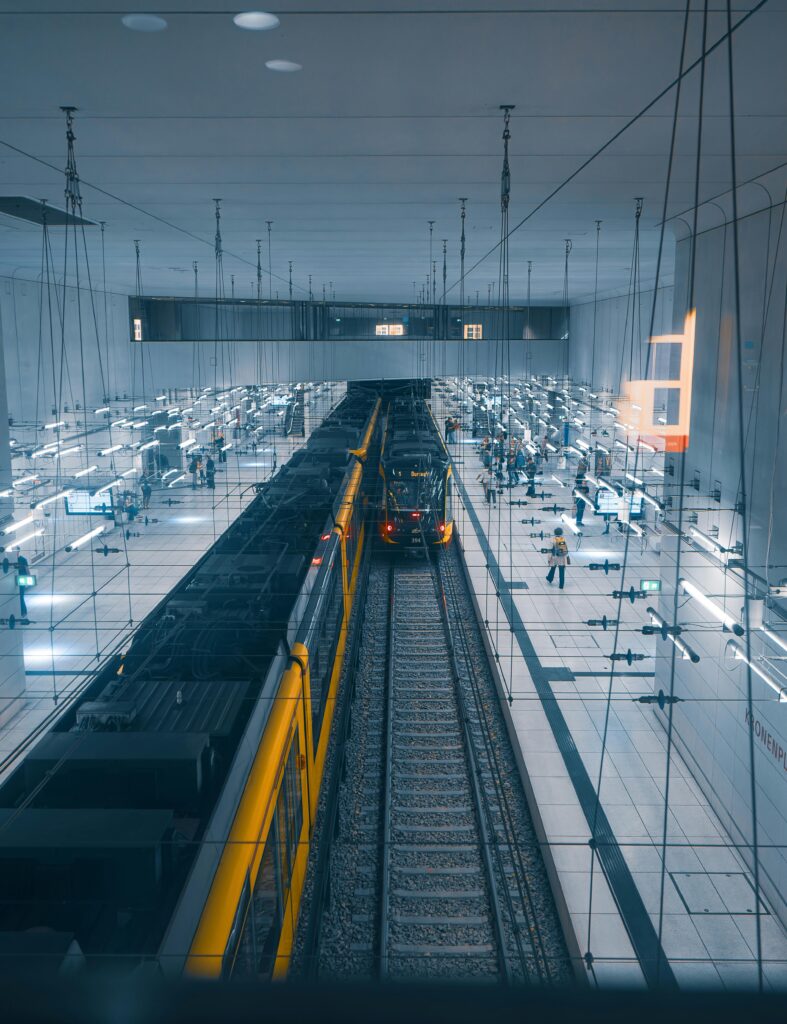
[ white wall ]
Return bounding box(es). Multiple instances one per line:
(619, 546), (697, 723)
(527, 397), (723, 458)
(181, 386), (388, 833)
(1, 276), (567, 413)
(0, 275), (132, 422)
(568, 200), (787, 930)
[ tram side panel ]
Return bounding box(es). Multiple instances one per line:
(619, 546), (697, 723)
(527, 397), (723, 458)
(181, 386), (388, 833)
(184, 399), (381, 980)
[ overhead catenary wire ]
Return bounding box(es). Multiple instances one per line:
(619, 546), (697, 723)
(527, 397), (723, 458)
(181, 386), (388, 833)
(440, 0), (771, 299)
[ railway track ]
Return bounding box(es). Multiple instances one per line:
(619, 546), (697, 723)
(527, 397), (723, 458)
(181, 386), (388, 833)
(296, 541), (572, 984)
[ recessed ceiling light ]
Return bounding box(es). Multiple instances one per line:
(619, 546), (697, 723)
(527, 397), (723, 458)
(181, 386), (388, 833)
(265, 59), (302, 72)
(234, 11), (280, 30)
(121, 13), (168, 32)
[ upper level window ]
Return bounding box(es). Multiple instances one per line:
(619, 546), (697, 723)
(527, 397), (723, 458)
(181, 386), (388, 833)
(375, 323), (405, 336)
(464, 323), (482, 340)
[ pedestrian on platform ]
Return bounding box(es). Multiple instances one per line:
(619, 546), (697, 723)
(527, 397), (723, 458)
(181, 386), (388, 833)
(515, 444), (526, 480)
(507, 452), (518, 489)
(189, 456), (198, 490)
(546, 527), (570, 589)
(140, 475), (152, 510)
(206, 456), (216, 490)
(477, 466), (497, 506)
(575, 483), (590, 527)
(525, 456), (537, 497)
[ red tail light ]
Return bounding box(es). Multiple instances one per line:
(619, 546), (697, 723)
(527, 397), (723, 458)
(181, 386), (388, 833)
(411, 511), (420, 519)
(386, 523), (393, 533)
(439, 523), (445, 533)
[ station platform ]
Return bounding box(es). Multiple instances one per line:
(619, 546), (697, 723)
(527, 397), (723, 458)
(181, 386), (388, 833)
(432, 387), (787, 991)
(0, 384), (345, 783)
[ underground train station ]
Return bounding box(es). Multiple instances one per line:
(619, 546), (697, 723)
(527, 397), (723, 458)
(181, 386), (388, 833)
(0, 2), (786, 1019)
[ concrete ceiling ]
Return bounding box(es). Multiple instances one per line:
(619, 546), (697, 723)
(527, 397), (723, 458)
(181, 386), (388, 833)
(0, 0), (786, 305)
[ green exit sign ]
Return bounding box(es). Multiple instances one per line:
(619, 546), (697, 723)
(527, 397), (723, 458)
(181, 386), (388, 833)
(16, 574), (37, 588)
(640, 579), (661, 592)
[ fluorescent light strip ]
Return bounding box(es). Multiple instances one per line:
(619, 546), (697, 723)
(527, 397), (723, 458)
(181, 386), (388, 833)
(560, 513), (582, 535)
(65, 525), (105, 552)
(168, 473), (186, 488)
(54, 446), (81, 459)
(121, 468), (138, 478)
(94, 406), (110, 414)
(625, 472), (644, 487)
(648, 608), (700, 663)
(761, 625), (787, 657)
(2, 515), (35, 535)
(44, 420), (65, 430)
(6, 528), (43, 549)
(133, 405), (148, 412)
(98, 444), (123, 456)
(573, 488), (594, 507)
(679, 577), (744, 636)
(32, 488), (71, 510)
(689, 526), (727, 558)
(635, 489), (663, 512)
(179, 438), (197, 450)
(74, 465), (98, 478)
(727, 640), (787, 702)
(138, 439), (160, 451)
(94, 478), (123, 496)
(161, 469), (178, 480)
(551, 475), (565, 488)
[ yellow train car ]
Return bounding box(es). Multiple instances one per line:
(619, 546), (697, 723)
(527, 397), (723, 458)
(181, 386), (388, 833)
(379, 398), (454, 546)
(182, 399), (380, 981)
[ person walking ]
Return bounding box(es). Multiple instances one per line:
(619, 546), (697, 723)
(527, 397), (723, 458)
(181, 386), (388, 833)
(506, 451), (518, 489)
(206, 456), (216, 490)
(575, 483), (590, 527)
(546, 527), (569, 589)
(515, 444), (526, 481)
(188, 455), (199, 490)
(478, 465), (497, 506)
(16, 553), (30, 617)
(486, 465), (498, 506)
(525, 455), (537, 497)
(140, 474), (152, 510)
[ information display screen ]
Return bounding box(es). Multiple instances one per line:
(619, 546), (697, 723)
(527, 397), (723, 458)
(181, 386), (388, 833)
(65, 490), (114, 516)
(595, 490), (643, 518)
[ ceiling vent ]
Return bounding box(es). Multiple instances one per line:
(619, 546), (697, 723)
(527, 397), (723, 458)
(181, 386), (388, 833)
(0, 196), (95, 227)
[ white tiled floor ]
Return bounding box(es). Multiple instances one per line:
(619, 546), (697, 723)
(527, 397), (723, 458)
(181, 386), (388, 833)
(0, 384), (346, 780)
(432, 382), (787, 990)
